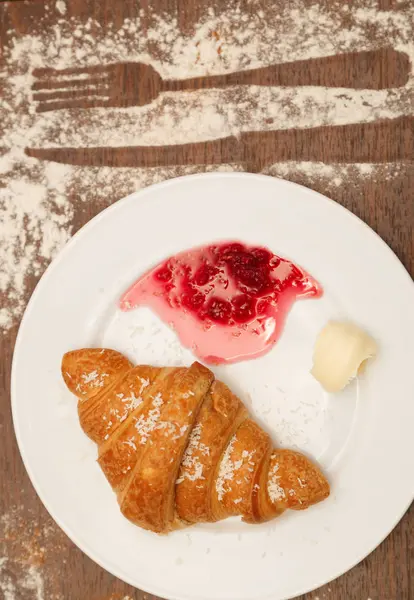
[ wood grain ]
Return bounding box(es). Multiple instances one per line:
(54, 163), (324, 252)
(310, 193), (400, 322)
(0, 1), (413, 599)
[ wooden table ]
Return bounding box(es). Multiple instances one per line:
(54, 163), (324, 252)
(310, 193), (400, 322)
(0, 1), (412, 598)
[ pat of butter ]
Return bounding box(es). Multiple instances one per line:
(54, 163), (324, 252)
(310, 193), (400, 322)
(311, 321), (377, 393)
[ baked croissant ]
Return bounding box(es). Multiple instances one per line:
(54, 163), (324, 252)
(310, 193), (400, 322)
(62, 348), (330, 534)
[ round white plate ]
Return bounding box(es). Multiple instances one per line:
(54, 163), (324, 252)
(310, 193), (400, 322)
(12, 173), (414, 600)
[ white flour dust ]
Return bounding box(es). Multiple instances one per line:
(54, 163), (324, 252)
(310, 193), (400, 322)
(1, 0), (413, 332)
(55, 1), (67, 17)
(0, 505), (68, 600)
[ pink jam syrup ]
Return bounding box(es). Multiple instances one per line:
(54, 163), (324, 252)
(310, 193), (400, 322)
(119, 242), (322, 364)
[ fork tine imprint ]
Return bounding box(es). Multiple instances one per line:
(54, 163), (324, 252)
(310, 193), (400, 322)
(32, 76), (110, 92)
(33, 88), (110, 103)
(32, 64), (111, 78)
(35, 97), (112, 112)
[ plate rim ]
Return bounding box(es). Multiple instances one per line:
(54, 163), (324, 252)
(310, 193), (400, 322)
(11, 171), (414, 600)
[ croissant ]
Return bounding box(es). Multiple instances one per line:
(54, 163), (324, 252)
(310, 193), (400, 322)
(62, 348), (330, 534)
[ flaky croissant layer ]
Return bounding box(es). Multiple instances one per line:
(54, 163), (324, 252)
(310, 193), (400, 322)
(62, 348), (329, 534)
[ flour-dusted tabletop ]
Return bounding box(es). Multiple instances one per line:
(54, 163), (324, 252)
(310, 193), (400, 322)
(0, 1), (413, 599)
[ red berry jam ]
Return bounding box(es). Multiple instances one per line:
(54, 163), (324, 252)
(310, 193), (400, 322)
(120, 241), (322, 364)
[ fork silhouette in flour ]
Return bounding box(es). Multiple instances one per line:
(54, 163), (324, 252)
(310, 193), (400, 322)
(31, 48), (409, 113)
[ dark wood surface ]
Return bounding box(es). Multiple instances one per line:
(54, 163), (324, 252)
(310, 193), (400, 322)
(0, 1), (413, 599)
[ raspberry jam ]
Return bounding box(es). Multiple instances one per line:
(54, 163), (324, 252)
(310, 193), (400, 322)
(120, 241), (322, 364)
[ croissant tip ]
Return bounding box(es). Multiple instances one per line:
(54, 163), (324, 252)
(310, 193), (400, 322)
(268, 449), (330, 511)
(61, 348), (133, 401)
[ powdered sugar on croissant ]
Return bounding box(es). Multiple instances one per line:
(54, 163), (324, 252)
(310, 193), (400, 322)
(62, 348), (330, 534)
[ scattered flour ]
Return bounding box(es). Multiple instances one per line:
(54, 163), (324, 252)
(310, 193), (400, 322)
(55, 0), (67, 16)
(0, 505), (67, 599)
(0, 558), (16, 600)
(21, 565), (45, 600)
(1, 0), (413, 332)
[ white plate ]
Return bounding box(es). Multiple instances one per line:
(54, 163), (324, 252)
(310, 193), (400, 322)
(12, 173), (414, 600)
